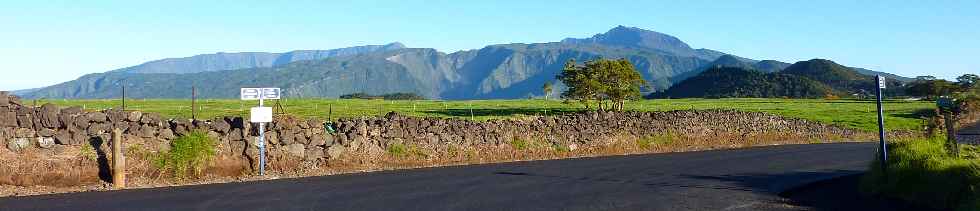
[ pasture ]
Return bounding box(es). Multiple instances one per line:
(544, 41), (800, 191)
(33, 98), (934, 132)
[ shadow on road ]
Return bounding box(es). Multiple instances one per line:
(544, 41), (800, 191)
(777, 174), (937, 211)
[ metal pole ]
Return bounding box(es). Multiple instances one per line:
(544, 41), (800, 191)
(875, 75), (888, 174)
(258, 98), (266, 176)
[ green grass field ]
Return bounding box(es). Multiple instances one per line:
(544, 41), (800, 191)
(32, 98), (934, 132)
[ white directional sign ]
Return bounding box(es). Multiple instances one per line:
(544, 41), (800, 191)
(250, 107), (273, 123)
(877, 76), (886, 89)
(261, 88), (281, 99)
(241, 88), (281, 100)
(239, 87), (280, 176)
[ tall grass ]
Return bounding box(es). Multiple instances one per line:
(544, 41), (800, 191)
(862, 136), (980, 211)
(155, 131), (216, 179)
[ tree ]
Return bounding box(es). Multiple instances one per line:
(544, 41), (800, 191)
(906, 76), (957, 99)
(557, 58), (647, 111)
(956, 74), (979, 90)
(557, 59), (600, 109)
(542, 81), (553, 100)
(599, 59), (647, 110)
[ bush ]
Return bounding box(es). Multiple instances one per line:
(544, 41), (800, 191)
(386, 142), (427, 158)
(861, 136), (980, 210)
(510, 139), (530, 150)
(155, 131), (216, 179)
(551, 143), (570, 152)
(636, 133), (674, 149)
(387, 143), (408, 157)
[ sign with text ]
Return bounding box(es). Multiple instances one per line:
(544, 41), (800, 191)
(250, 107), (273, 123)
(877, 76), (886, 89)
(241, 88), (281, 100)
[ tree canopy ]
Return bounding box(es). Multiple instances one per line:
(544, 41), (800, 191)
(556, 58), (647, 111)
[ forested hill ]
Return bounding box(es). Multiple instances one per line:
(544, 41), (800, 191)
(652, 67), (835, 98)
(653, 59), (908, 99)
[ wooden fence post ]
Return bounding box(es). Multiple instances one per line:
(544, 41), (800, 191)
(112, 128), (126, 189)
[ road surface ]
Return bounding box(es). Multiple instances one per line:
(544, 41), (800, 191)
(0, 143), (877, 211)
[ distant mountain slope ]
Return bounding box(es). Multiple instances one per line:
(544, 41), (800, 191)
(20, 26), (911, 99)
(755, 60), (792, 73)
(850, 67), (913, 82)
(443, 42), (711, 99)
(27, 49), (440, 99)
(654, 67), (834, 98)
(111, 43), (406, 74)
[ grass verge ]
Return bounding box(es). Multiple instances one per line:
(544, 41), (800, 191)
(861, 136), (980, 211)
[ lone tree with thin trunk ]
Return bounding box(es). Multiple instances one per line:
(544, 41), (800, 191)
(557, 58), (647, 111)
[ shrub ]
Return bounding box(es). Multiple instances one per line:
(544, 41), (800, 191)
(552, 143), (570, 152)
(155, 131), (216, 179)
(861, 136), (980, 210)
(78, 144), (98, 161)
(387, 142), (408, 157)
(387, 142), (427, 158)
(636, 133), (674, 149)
(510, 139), (530, 150)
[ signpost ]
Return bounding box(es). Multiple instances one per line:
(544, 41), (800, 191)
(241, 88), (280, 176)
(874, 75), (888, 175)
(938, 97), (960, 156)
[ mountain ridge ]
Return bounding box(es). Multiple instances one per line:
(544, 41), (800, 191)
(17, 26), (909, 99)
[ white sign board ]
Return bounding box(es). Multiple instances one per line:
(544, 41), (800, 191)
(250, 107), (273, 123)
(877, 76), (886, 89)
(241, 88), (281, 100)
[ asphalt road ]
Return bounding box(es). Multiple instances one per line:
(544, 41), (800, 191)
(0, 143), (877, 211)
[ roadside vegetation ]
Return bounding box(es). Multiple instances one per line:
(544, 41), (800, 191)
(154, 131), (216, 179)
(862, 136), (980, 211)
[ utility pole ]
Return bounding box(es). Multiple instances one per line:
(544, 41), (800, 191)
(874, 75), (888, 175)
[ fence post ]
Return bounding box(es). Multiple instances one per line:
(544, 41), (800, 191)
(192, 86), (197, 120)
(121, 86), (126, 110)
(944, 112), (958, 156)
(112, 128), (125, 189)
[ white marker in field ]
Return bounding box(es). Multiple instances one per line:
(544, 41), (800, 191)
(240, 87), (280, 176)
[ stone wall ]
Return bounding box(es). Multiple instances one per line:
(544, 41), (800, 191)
(1, 92), (862, 173)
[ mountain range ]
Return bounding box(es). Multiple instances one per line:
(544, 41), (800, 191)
(17, 26), (910, 99)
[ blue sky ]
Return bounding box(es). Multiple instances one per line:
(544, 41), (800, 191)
(1, 0), (978, 91)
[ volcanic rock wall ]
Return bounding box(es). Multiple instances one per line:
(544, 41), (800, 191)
(1, 91), (861, 172)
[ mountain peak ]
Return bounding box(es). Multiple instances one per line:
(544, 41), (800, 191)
(384, 42), (407, 49)
(562, 26), (695, 56)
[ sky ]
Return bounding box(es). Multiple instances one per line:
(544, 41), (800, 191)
(1, 0), (978, 91)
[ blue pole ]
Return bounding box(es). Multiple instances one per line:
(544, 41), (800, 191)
(259, 98), (266, 176)
(875, 75), (888, 175)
